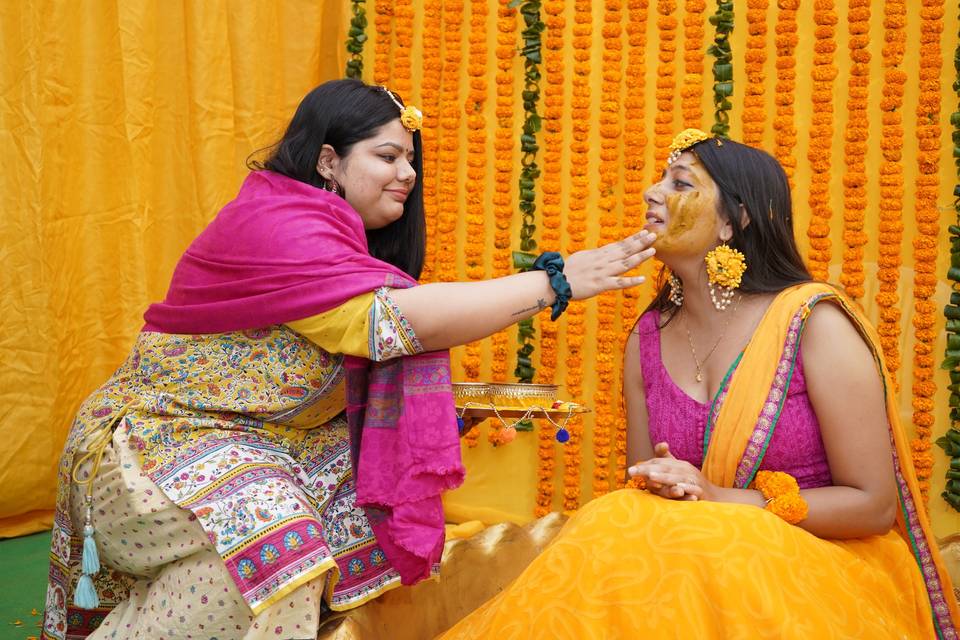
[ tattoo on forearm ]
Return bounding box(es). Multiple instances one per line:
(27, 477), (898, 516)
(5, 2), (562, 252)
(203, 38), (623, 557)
(511, 298), (548, 317)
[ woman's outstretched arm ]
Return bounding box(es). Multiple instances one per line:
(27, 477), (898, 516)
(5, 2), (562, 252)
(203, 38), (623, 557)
(390, 230), (657, 352)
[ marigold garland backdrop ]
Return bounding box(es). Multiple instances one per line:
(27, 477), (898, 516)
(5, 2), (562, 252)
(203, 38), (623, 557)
(1, 0), (959, 543)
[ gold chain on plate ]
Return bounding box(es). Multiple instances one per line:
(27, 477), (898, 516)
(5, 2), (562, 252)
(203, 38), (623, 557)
(456, 401), (578, 432)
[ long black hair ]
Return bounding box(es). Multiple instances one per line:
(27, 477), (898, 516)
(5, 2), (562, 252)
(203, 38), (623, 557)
(647, 137), (811, 317)
(248, 79), (426, 279)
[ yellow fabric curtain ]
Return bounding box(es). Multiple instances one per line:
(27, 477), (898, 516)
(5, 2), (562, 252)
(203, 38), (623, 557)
(3, 0), (960, 545)
(0, 1), (346, 537)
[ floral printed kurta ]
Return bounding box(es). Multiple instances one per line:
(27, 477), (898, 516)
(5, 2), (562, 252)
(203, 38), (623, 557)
(43, 289), (423, 640)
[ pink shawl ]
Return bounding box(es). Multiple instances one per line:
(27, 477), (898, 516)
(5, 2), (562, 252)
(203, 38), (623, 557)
(144, 170), (464, 584)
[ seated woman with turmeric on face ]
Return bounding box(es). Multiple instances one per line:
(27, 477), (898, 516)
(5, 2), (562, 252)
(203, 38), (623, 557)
(442, 131), (959, 640)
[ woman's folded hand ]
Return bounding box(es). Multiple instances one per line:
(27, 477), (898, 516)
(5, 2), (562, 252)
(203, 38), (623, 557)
(628, 442), (716, 502)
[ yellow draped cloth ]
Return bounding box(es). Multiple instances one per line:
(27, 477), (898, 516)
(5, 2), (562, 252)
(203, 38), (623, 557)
(442, 283), (959, 639)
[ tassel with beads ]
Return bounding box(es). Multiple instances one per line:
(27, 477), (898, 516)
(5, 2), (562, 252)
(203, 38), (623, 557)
(81, 524), (100, 575)
(73, 495), (100, 609)
(74, 574), (99, 609)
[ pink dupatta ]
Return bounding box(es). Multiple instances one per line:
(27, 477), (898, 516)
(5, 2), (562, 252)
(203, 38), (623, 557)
(144, 170), (464, 584)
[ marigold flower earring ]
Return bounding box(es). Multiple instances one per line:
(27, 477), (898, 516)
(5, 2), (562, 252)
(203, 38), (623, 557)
(667, 272), (684, 307)
(704, 244), (747, 311)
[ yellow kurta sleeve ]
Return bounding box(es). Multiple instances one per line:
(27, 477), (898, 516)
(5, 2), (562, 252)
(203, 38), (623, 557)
(286, 287), (423, 361)
(286, 292), (375, 358)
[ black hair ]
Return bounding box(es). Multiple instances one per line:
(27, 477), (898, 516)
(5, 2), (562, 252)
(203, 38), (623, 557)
(248, 79), (425, 279)
(646, 137), (811, 319)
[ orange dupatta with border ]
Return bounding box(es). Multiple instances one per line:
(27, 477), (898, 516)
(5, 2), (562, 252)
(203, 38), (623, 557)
(703, 282), (959, 638)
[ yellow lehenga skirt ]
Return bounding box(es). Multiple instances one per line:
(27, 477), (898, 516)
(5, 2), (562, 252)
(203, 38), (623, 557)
(442, 489), (935, 639)
(445, 284), (958, 639)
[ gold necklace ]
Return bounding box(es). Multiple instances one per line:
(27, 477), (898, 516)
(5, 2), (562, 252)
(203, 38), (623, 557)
(682, 295), (742, 383)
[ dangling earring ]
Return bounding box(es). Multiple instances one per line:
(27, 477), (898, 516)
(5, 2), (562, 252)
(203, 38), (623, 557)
(323, 177), (344, 198)
(704, 244), (747, 311)
(318, 162), (344, 198)
(667, 273), (684, 307)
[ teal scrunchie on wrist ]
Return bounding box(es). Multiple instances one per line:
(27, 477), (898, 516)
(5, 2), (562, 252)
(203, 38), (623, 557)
(532, 252), (572, 320)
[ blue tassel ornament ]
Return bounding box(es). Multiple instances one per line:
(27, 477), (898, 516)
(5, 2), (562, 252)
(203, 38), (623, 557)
(73, 497), (101, 609)
(81, 524), (100, 575)
(74, 574), (99, 609)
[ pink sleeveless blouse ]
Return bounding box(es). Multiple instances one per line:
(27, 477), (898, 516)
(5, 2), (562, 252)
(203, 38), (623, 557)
(636, 310), (832, 489)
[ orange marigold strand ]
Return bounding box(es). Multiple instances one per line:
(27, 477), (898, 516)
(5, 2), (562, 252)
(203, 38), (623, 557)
(653, 0), (678, 175)
(418, 2), (443, 283)
(435, 0), (463, 288)
(805, 0), (837, 282)
(617, 0), (650, 489)
(741, 0), (767, 148)
(911, 0), (943, 506)
(681, 0), (705, 129)
(533, 0), (566, 515)
(772, 0), (798, 186)
(562, 0), (592, 511)
(874, 0), (906, 380)
(391, 0), (413, 98)
(838, 0), (870, 302)
(592, 0), (623, 498)
(462, 0), (488, 387)
(489, 0), (517, 391)
(373, 1), (393, 85)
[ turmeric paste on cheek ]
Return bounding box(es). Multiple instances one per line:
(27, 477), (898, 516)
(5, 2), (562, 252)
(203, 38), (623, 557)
(654, 191), (719, 252)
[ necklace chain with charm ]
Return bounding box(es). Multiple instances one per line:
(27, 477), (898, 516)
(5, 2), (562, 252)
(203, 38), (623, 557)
(683, 295), (742, 383)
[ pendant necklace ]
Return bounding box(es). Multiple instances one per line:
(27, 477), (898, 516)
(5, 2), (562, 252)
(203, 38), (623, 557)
(683, 295), (742, 383)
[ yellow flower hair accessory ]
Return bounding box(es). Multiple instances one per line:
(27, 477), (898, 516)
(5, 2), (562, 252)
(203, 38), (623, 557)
(381, 86), (423, 133)
(753, 470), (809, 525)
(667, 128), (712, 165)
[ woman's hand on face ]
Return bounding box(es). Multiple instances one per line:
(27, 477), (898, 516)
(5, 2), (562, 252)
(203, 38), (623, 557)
(563, 230), (657, 301)
(628, 442), (715, 501)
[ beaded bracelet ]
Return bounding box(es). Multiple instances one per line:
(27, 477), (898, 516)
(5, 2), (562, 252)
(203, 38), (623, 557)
(531, 252), (572, 320)
(753, 470), (809, 524)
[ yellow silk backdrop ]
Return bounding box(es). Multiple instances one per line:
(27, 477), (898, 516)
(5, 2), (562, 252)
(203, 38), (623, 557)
(0, 1), (346, 537)
(1, 0), (959, 544)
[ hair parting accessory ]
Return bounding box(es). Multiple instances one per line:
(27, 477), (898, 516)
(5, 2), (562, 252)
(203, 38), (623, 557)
(666, 128), (718, 165)
(531, 252), (572, 320)
(380, 86), (423, 133)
